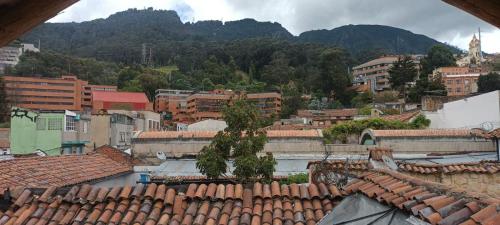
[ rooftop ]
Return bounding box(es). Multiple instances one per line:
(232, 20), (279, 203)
(343, 169), (500, 225)
(0, 146), (133, 193)
(366, 128), (478, 138)
(92, 91), (150, 103)
(0, 181), (341, 225)
(135, 130), (323, 139)
(352, 56), (399, 70)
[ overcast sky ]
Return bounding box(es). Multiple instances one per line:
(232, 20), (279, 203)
(49, 0), (499, 53)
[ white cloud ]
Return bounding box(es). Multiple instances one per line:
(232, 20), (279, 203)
(49, 0), (500, 53)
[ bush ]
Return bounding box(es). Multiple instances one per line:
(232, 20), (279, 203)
(323, 116), (430, 143)
(280, 173), (309, 184)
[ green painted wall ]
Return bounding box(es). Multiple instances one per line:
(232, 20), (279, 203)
(10, 108), (63, 155)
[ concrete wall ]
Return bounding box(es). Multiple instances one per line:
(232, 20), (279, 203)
(424, 91), (500, 129)
(90, 115), (111, 148)
(111, 122), (134, 149)
(132, 137), (325, 164)
(405, 172), (499, 197)
(376, 138), (495, 153)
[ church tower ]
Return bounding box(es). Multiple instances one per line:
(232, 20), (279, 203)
(468, 32), (481, 65)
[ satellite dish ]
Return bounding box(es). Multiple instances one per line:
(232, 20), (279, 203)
(481, 122), (494, 131)
(156, 152), (167, 161)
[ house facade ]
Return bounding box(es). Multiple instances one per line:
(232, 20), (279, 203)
(10, 107), (90, 155)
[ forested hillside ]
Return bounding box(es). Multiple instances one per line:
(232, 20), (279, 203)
(6, 8), (459, 117)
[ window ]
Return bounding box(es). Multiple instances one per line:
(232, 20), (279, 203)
(148, 120), (152, 129)
(65, 116), (76, 131)
(447, 88), (452, 93)
(36, 118), (46, 130)
(83, 121), (88, 133)
(456, 87), (462, 93)
(446, 80), (452, 85)
(48, 118), (62, 130)
(456, 79), (460, 84)
(120, 132), (126, 142)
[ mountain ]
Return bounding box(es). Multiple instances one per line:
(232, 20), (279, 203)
(20, 8), (457, 61)
(298, 24), (453, 55)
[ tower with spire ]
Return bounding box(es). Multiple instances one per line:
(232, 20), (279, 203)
(468, 30), (482, 65)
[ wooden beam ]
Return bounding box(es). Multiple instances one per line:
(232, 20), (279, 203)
(0, 0), (79, 47)
(443, 0), (500, 28)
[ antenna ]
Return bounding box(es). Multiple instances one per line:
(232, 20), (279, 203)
(478, 27), (483, 60)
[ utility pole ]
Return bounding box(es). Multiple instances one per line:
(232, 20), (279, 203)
(148, 47), (152, 67)
(141, 43), (147, 65)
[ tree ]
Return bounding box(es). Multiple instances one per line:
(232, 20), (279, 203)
(196, 99), (276, 182)
(420, 45), (456, 76)
(280, 81), (305, 119)
(477, 72), (500, 93)
(407, 46), (453, 102)
(408, 75), (446, 102)
(0, 77), (9, 124)
(319, 49), (352, 104)
(388, 56), (418, 94)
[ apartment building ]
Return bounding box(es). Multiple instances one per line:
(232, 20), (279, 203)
(184, 90), (282, 122)
(154, 89), (197, 124)
(432, 66), (483, 96)
(3, 75), (116, 111)
(0, 43), (39, 74)
(186, 91), (233, 122)
(443, 74), (480, 96)
(352, 55), (422, 93)
(247, 92), (281, 117)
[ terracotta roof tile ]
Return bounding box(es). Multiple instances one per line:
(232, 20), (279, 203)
(0, 182), (341, 225)
(137, 130), (322, 139)
(340, 169), (500, 225)
(0, 151), (132, 191)
(371, 128), (475, 138)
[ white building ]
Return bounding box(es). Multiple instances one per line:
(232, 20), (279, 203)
(0, 43), (39, 74)
(424, 91), (500, 130)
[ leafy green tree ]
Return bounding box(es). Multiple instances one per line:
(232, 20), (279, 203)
(0, 77), (9, 124)
(280, 82), (305, 119)
(477, 72), (500, 93)
(196, 99), (276, 182)
(407, 46), (452, 102)
(319, 49), (352, 104)
(388, 56), (418, 93)
(420, 45), (456, 76)
(408, 76), (446, 102)
(351, 92), (373, 108)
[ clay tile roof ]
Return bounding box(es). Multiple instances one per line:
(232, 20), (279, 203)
(341, 169), (500, 225)
(0, 150), (133, 193)
(397, 161), (500, 174)
(137, 130), (322, 139)
(380, 111), (420, 122)
(368, 147), (393, 161)
(0, 182), (342, 225)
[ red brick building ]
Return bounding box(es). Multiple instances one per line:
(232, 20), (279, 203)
(3, 75), (117, 111)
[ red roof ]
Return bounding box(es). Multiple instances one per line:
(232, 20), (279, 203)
(92, 91), (149, 103)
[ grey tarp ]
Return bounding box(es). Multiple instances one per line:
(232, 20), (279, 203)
(318, 193), (413, 225)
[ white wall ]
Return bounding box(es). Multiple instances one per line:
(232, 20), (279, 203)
(424, 91), (500, 129)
